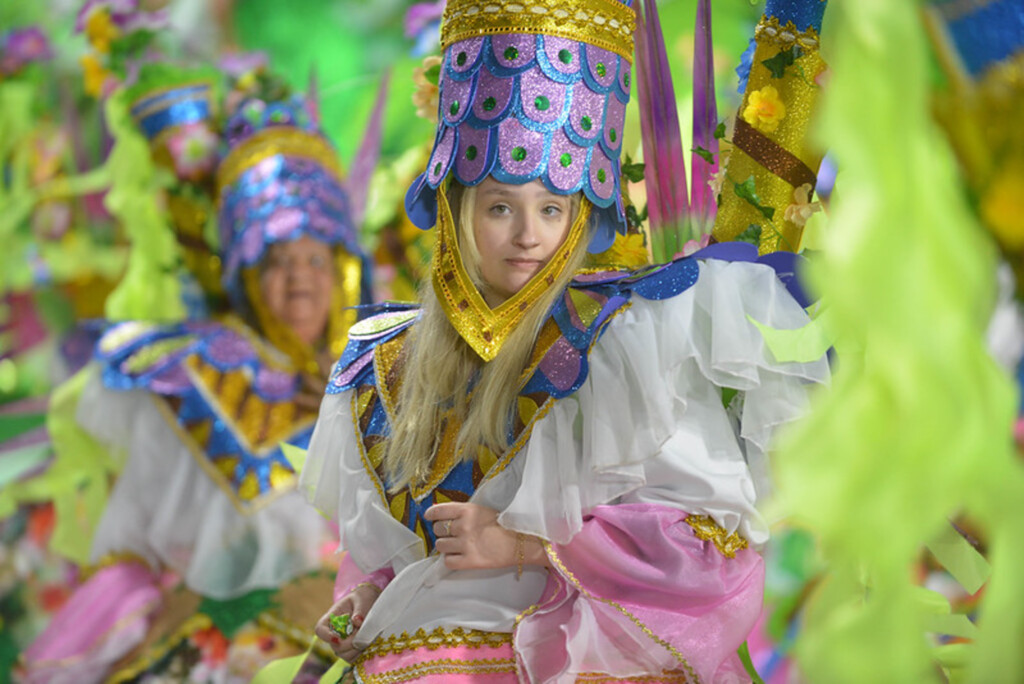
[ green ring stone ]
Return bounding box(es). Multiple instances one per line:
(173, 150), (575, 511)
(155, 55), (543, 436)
(512, 147), (527, 162)
(560, 153), (572, 168)
(450, 101), (460, 116)
(610, 129), (617, 143)
(581, 116), (592, 131)
(466, 145), (477, 161)
(534, 96), (550, 112)
(558, 49), (573, 65)
(434, 162), (442, 176)
(456, 51), (467, 66)
(482, 97), (496, 112)
(597, 168), (607, 183)
(624, 72), (630, 88)
(504, 46), (519, 61)
(596, 63), (607, 77)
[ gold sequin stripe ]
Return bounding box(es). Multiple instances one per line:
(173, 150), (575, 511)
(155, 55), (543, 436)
(351, 388), (390, 507)
(441, 0), (636, 63)
(108, 615), (214, 684)
(216, 127), (344, 193)
(543, 541), (701, 683)
(356, 657), (518, 684)
(129, 82), (212, 122)
(683, 515), (749, 559)
(753, 15), (821, 50)
(732, 117), (817, 191)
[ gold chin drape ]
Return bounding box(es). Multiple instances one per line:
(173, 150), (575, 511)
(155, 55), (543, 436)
(431, 182), (590, 362)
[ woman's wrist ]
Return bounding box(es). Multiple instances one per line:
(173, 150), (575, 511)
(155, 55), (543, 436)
(517, 533), (550, 569)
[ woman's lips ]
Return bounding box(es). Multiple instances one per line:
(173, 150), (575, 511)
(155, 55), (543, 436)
(505, 258), (542, 269)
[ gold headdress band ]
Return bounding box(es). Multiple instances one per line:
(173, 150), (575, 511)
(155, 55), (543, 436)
(432, 181), (590, 362)
(216, 127), (344, 194)
(440, 0), (636, 63)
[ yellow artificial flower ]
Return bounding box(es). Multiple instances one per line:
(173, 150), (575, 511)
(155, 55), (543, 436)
(590, 231), (650, 269)
(742, 85), (786, 133)
(85, 8), (120, 54)
(412, 55), (443, 123)
(80, 53), (110, 97)
(783, 182), (823, 227)
(982, 168), (1024, 252)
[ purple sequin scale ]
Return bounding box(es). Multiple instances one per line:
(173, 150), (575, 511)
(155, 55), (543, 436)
(428, 33), (631, 215)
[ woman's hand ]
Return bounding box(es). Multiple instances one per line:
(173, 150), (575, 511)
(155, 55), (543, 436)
(424, 502), (549, 572)
(313, 583), (381, 662)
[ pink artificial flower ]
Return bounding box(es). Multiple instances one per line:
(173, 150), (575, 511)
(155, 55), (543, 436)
(677, 232), (711, 258)
(166, 123), (218, 181)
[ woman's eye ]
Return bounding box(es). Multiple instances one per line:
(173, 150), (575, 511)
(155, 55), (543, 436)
(310, 254), (328, 269)
(489, 204), (511, 215)
(542, 204), (563, 216)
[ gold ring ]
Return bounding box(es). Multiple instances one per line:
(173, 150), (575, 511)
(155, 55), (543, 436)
(443, 520), (452, 537)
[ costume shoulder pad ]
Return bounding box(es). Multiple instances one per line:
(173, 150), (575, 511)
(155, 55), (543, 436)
(326, 305), (420, 395)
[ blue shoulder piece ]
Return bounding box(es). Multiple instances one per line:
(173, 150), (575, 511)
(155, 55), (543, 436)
(691, 241), (813, 308)
(326, 305), (421, 395)
(95, 321), (206, 394)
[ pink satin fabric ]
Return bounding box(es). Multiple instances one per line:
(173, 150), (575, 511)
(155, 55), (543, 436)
(333, 551), (395, 601)
(515, 503), (764, 684)
(21, 561), (162, 683)
(356, 639), (519, 683)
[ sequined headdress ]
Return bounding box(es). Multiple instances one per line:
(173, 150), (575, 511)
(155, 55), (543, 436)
(404, 0), (637, 253)
(926, 0), (1024, 293)
(217, 96), (372, 363)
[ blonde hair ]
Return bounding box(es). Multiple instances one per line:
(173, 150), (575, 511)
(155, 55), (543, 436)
(383, 183), (591, 491)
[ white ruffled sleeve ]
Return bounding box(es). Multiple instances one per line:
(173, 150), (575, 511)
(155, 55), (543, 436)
(495, 259), (829, 546)
(300, 390), (423, 575)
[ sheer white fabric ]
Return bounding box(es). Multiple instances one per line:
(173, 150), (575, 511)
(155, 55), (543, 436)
(81, 373), (333, 599)
(300, 259), (829, 647)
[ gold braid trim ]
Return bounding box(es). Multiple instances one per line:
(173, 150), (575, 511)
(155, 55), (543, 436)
(753, 15), (822, 51)
(684, 515), (749, 559)
(441, 0), (636, 63)
(543, 541), (701, 683)
(217, 127), (343, 192)
(356, 626), (512, 660)
(431, 178), (590, 361)
(575, 672), (698, 683)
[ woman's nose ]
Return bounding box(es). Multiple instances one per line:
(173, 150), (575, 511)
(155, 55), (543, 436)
(512, 216), (541, 248)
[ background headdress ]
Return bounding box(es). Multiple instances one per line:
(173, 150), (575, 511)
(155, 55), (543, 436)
(404, 0), (637, 253)
(926, 0), (1024, 296)
(216, 94), (371, 309)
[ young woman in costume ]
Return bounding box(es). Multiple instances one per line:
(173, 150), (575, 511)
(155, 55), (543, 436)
(22, 93), (372, 684)
(303, 1), (828, 681)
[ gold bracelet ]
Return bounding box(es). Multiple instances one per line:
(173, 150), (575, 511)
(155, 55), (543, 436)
(514, 533), (525, 581)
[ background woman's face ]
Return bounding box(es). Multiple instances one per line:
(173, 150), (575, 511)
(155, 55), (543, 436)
(259, 235), (335, 345)
(471, 178), (573, 307)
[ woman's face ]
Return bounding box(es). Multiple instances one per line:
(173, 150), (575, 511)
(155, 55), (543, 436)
(259, 235), (335, 345)
(471, 178), (574, 308)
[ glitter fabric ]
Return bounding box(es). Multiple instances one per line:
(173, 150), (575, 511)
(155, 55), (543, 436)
(216, 96), (368, 308)
(711, 3), (828, 253)
(129, 82), (213, 142)
(406, 0), (635, 253)
(95, 318), (321, 511)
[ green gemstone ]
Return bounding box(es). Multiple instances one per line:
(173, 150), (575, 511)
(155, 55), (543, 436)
(560, 153), (572, 168)
(450, 101), (460, 116)
(581, 115), (592, 131)
(558, 49), (573, 65)
(534, 96), (550, 111)
(482, 97), (496, 111)
(504, 46), (519, 61)
(597, 168), (607, 183)
(434, 162), (442, 176)
(512, 146), (527, 162)
(623, 72), (630, 88)
(596, 63), (607, 77)
(610, 129), (617, 143)
(456, 51), (467, 66)
(466, 145), (477, 161)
